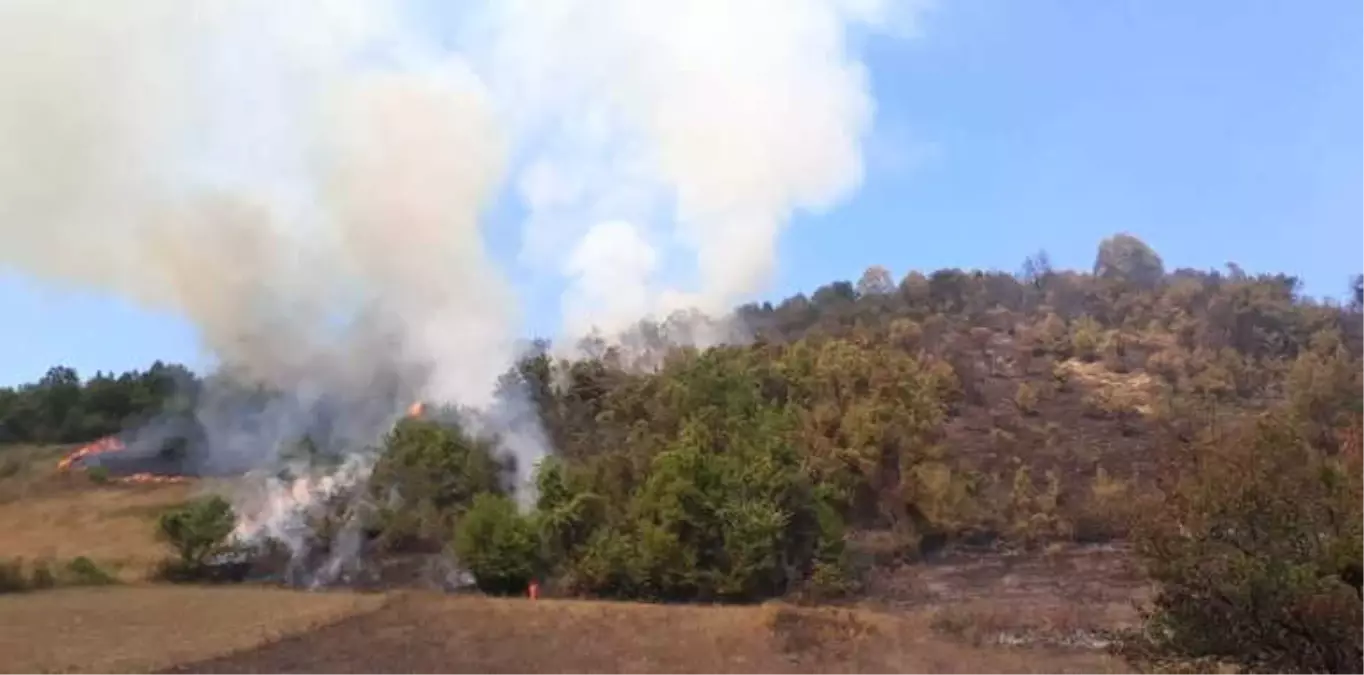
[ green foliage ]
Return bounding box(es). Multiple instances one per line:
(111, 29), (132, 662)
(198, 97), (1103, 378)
(156, 495), (236, 573)
(452, 493), (540, 596)
(0, 557), (115, 592)
(502, 349), (860, 603)
(65, 556), (117, 586)
(0, 361), (196, 445)
(368, 418), (506, 551)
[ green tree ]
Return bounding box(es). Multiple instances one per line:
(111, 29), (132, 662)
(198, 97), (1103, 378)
(367, 418), (505, 550)
(452, 493), (540, 595)
(157, 496), (237, 572)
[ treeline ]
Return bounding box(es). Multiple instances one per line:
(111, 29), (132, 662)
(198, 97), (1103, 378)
(0, 362), (196, 445)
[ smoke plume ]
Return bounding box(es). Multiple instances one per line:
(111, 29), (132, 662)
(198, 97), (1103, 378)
(0, 0), (921, 582)
(464, 0), (917, 343)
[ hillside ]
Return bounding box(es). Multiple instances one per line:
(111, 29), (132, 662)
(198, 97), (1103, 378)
(1, 235), (1361, 672)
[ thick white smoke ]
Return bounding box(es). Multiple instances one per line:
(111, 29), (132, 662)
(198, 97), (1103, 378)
(461, 0), (921, 343)
(0, 0), (924, 582)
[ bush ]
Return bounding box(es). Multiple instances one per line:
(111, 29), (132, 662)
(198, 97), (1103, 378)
(29, 560), (56, 589)
(65, 556), (117, 586)
(452, 493), (540, 596)
(1013, 382), (1038, 416)
(1127, 412), (1362, 673)
(156, 495), (237, 580)
(1070, 316), (1102, 362)
(0, 558), (27, 593)
(86, 465), (111, 485)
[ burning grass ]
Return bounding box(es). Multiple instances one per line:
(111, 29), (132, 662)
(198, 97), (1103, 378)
(0, 585), (385, 674)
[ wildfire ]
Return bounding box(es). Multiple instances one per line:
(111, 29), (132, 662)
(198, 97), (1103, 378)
(55, 435), (191, 485)
(56, 435), (125, 472)
(117, 472), (190, 485)
(407, 401), (425, 418)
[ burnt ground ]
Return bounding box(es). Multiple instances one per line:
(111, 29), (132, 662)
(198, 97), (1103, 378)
(160, 545), (1140, 674)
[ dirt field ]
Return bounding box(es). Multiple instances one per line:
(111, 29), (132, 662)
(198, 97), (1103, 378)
(0, 586), (385, 673)
(161, 593), (1125, 674)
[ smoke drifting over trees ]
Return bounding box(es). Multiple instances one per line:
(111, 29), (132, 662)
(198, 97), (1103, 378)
(0, 0), (921, 581)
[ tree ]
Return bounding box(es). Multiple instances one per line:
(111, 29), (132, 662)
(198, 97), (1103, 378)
(157, 496), (237, 573)
(1019, 249), (1053, 288)
(1128, 411), (1362, 673)
(856, 265), (896, 297)
(1094, 233), (1165, 288)
(367, 418), (506, 551)
(452, 493), (540, 596)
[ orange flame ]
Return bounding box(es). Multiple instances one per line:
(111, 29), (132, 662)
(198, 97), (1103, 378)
(56, 436), (126, 472)
(407, 401), (425, 418)
(56, 437), (190, 485)
(117, 473), (190, 485)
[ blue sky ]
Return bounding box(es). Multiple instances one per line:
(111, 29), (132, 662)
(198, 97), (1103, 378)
(2, 0), (1359, 386)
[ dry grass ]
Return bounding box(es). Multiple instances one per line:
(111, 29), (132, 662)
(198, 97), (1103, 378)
(0, 447), (220, 580)
(1057, 359), (1158, 415)
(0, 585), (385, 674)
(0, 483), (201, 579)
(169, 594), (1128, 674)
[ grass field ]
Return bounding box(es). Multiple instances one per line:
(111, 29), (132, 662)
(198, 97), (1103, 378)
(0, 445), (206, 580)
(0, 586), (386, 673)
(0, 588), (1122, 674)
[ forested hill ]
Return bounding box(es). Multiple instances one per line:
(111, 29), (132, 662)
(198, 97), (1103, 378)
(5, 233), (1358, 453)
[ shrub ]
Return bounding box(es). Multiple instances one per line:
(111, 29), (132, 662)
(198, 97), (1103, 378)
(65, 556), (117, 586)
(1126, 412), (1362, 673)
(86, 465), (111, 485)
(156, 495), (237, 580)
(29, 560), (56, 589)
(0, 558), (27, 593)
(1013, 382), (1038, 416)
(1072, 468), (1134, 543)
(1070, 316), (1103, 362)
(0, 456), (21, 479)
(452, 493), (540, 596)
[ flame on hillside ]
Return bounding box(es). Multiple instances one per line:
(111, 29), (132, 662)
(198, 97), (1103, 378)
(118, 472), (191, 485)
(56, 436), (125, 472)
(55, 435), (191, 485)
(407, 401), (425, 419)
